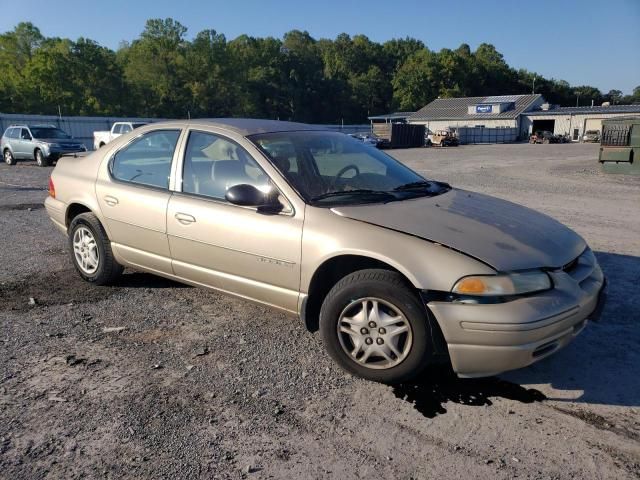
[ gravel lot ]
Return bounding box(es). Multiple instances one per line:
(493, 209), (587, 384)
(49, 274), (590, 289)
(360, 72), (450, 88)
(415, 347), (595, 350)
(1, 143), (639, 479)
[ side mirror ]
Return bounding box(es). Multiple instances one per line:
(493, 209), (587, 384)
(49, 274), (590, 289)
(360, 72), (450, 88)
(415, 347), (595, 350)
(225, 184), (282, 212)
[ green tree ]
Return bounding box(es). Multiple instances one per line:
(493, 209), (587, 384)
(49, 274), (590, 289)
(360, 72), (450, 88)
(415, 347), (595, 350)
(121, 18), (190, 117)
(605, 89), (623, 105)
(392, 49), (440, 111)
(0, 22), (44, 111)
(0, 20), (629, 121)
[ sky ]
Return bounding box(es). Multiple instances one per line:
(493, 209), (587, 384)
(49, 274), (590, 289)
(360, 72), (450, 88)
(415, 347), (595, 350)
(1, 0), (638, 94)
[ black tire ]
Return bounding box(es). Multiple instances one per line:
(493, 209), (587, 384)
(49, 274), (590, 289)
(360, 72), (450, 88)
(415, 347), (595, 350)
(35, 149), (49, 167)
(319, 269), (432, 384)
(4, 149), (16, 165)
(68, 212), (123, 285)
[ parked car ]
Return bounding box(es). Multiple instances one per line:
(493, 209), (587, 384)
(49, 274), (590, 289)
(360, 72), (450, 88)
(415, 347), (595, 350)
(93, 121), (147, 150)
(45, 119), (606, 383)
(348, 132), (387, 148)
(2, 124), (87, 167)
(529, 130), (559, 144)
(426, 130), (459, 147)
(583, 130), (600, 143)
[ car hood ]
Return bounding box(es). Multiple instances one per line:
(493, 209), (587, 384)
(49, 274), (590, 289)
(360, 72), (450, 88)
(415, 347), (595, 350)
(332, 188), (586, 271)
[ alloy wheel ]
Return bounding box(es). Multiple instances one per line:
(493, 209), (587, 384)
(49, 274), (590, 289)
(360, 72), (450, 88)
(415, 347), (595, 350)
(72, 226), (99, 274)
(337, 297), (413, 370)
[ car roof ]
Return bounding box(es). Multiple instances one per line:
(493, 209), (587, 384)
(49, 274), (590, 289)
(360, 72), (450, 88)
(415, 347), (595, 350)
(8, 124), (58, 129)
(182, 118), (326, 136)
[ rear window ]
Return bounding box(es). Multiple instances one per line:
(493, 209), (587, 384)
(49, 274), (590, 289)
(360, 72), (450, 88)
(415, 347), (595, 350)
(110, 130), (180, 189)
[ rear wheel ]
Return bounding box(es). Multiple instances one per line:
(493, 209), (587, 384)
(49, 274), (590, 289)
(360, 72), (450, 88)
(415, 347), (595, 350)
(68, 212), (123, 285)
(4, 149), (16, 165)
(35, 149), (49, 167)
(319, 269), (432, 384)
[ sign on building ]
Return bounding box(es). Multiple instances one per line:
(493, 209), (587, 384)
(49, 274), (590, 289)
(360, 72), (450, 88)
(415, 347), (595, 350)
(475, 104), (493, 113)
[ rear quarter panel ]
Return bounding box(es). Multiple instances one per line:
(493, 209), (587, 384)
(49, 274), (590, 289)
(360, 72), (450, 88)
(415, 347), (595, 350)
(49, 152), (104, 229)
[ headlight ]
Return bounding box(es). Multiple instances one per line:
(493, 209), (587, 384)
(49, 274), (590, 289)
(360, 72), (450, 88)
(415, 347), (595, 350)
(452, 271), (552, 296)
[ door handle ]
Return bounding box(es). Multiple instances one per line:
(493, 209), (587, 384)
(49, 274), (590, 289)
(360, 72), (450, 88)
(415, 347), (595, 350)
(175, 212), (196, 225)
(104, 195), (119, 207)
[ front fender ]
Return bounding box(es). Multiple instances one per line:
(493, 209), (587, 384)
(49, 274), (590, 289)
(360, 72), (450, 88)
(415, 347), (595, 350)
(301, 207), (495, 294)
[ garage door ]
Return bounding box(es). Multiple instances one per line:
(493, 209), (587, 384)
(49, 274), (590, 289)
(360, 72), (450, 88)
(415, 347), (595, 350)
(584, 118), (602, 133)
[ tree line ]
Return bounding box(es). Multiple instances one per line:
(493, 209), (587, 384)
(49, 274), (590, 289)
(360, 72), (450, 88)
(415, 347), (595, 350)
(1, 19), (638, 123)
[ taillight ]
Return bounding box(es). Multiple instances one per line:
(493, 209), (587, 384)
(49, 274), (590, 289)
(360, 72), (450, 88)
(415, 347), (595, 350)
(48, 177), (55, 198)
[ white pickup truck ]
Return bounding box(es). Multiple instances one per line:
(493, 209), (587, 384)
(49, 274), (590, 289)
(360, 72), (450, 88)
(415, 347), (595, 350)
(93, 122), (147, 150)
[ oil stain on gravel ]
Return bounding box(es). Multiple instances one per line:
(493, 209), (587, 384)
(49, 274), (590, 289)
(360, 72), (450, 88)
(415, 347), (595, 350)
(393, 367), (546, 418)
(0, 269), (121, 311)
(0, 269), (187, 311)
(0, 202), (45, 210)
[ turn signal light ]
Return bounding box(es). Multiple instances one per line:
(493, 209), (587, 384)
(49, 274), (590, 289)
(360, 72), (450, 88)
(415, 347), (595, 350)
(454, 277), (487, 294)
(48, 177), (55, 198)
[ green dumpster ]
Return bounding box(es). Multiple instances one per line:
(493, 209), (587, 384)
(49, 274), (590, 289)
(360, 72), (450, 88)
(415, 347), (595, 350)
(599, 117), (640, 175)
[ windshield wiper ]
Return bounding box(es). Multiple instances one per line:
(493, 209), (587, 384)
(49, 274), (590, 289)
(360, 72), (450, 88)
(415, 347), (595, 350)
(311, 189), (396, 202)
(393, 181), (432, 191)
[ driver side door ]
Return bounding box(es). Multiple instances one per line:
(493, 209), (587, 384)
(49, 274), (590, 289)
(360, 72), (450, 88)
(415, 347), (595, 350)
(167, 129), (303, 312)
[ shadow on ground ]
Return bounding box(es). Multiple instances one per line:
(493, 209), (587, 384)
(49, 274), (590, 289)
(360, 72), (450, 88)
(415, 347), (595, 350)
(116, 271), (189, 289)
(393, 366), (546, 418)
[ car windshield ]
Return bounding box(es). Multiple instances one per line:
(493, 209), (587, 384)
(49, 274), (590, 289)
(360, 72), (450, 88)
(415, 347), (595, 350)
(132, 123), (147, 129)
(250, 131), (449, 206)
(30, 127), (70, 139)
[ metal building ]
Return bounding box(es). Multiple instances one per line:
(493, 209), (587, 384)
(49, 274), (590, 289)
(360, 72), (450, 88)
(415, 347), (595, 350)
(404, 94), (640, 143)
(407, 94), (544, 143)
(521, 105), (640, 141)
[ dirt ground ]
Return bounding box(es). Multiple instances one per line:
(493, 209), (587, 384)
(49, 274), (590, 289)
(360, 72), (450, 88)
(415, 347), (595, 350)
(1, 143), (639, 479)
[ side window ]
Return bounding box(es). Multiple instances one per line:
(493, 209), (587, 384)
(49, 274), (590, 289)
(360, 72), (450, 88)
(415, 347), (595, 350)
(4, 128), (14, 138)
(112, 124), (122, 134)
(182, 131), (270, 200)
(121, 124), (132, 134)
(21, 128), (32, 140)
(110, 130), (180, 189)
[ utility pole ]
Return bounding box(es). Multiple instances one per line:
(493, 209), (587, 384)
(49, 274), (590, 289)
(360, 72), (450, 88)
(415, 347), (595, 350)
(576, 93), (581, 107)
(532, 76), (536, 94)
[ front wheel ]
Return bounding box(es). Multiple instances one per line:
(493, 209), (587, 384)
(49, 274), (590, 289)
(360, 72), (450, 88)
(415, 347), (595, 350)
(68, 212), (123, 285)
(4, 149), (16, 165)
(319, 269), (432, 384)
(35, 149), (49, 167)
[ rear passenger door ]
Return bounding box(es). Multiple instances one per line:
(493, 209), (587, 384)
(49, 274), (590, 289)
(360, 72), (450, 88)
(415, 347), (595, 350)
(167, 130), (303, 312)
(95, 129), (183, 275)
